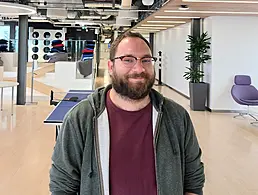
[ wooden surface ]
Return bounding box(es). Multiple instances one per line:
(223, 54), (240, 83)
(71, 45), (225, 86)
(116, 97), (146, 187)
(132, 0), (258, 32)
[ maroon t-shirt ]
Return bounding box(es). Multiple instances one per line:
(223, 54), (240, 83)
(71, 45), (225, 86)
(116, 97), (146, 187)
(106, 90), (157, 195)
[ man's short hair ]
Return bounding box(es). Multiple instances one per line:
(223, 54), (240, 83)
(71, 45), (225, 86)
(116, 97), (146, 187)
(109, 31), (152, 60)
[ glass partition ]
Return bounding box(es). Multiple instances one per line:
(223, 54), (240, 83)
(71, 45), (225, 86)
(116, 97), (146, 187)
(4, 39), (96, 63)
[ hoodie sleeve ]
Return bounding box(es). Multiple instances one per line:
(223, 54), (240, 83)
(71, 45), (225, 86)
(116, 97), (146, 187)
(49, 113), (84, 195)
(183, 111), (205, 194)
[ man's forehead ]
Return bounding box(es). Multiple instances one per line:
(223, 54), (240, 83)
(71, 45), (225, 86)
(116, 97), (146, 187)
(119, 37), (145, 45)
(116, 37), (151, 54)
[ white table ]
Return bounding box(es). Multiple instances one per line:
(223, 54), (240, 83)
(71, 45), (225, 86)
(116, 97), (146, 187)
(0, 81), (19, 115)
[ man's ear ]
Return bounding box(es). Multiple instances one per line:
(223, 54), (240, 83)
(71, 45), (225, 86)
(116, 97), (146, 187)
(108, 60), (114, 74)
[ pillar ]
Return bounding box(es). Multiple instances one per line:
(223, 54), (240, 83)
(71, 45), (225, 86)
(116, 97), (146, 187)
(17, 15), (28, 105)
(149, 32), (154, 55)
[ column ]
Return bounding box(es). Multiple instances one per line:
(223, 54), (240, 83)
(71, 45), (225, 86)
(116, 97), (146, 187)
(17, 15), (28, 105)
(95, 34), (100, 76)
(10, 22), (16, 40)
(9, 22), (16, 52)
(191, 18), (201, 69)
(191, 18), (201, 40)
(149, 32), (154, 55)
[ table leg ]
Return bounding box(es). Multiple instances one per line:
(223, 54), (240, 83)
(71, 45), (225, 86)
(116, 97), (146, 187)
(1, 88), (3, 111)
(11, 86), (14, 115)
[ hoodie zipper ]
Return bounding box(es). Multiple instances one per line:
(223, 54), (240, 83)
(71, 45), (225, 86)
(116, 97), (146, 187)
(153, 111), (163, 195)
(89, 96), (105, 195)
(93, 116), (105, 195)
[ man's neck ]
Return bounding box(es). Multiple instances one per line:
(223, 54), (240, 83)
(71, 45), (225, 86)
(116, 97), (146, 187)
(109, 88), (151, 111)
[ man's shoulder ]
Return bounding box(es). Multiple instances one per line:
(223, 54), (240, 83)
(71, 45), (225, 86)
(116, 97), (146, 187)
(65, 86), (107, 121)
(163, 97), (187, 118)
(64, 96), (94, 123)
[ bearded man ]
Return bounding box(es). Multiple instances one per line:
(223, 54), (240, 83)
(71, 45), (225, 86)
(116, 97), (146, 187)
(49, 31), (205, 195)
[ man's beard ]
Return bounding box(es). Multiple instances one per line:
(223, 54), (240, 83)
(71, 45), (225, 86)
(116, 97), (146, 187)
(110, 69), (155, 100)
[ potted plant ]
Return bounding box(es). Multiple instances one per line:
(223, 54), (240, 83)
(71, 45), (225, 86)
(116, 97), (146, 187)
(183, 31), (211, 111)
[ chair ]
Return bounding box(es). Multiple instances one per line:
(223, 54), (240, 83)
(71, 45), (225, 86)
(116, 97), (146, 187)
(76, 59), (93, 78)
(48, 52), (68, 63)
(231, 75), (258, 125)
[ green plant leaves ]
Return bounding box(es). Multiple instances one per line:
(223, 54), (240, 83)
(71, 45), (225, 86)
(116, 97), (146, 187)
(183, 67), (204, 83)
(184, 31), (211, 83)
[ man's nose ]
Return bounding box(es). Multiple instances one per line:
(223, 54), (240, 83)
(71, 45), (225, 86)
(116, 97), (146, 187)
(132, 60), (146, 73)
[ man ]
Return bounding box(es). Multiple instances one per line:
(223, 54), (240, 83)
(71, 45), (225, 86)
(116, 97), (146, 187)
(49, 31), (205, 195)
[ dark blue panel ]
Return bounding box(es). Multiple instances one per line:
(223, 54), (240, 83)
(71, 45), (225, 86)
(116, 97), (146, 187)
(44, 90), (94, 123)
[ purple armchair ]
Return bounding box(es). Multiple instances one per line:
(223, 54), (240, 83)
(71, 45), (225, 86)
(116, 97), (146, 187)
(231, 75), (258, 124)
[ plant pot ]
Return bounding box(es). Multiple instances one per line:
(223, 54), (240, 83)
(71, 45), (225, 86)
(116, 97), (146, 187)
(189, 82), (208, 111)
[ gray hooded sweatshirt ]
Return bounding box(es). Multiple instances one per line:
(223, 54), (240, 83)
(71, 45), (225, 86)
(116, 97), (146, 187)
(49, 84), (205, 195)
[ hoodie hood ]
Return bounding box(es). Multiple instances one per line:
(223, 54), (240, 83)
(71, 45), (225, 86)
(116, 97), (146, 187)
(87, 84), (165, 117)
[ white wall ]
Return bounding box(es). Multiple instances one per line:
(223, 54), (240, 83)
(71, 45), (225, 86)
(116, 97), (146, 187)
(203, 17), (213, 108)
(203, 16), (258, 111)
(154, 22), (191, 97)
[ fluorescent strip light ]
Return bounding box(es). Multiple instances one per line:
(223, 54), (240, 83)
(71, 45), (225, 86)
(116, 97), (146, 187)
(155, 16), (200, 19)
(136, 28), (160, 30)
(132, 31), (154, 34)
(137, 27), (167, 29)
(136, 31), (162, 32)
(135, 29), (160, 31)
(164, 10), (258, 14)
(147, 20), (186, 23)
(182, 0), (258, 3)
(141, 24), (175, 27)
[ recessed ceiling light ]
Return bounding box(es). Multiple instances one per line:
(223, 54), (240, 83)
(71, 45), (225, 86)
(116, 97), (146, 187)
(141, 24), (175, 27)
(155, 16), (200, 19)
(179, 5), (189, 10)
(164, 10), (258, 14)
(147, 20), (186, 23)
(182, 0), (258, 3)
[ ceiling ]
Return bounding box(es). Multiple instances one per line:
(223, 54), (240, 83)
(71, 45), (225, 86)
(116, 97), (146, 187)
(131, 0), (258, 33)
(2, 0), (258, 35)
(0, 0), (158, 31)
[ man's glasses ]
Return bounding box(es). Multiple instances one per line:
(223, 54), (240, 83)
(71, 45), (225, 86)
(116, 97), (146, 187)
(112, 55), (157, 68)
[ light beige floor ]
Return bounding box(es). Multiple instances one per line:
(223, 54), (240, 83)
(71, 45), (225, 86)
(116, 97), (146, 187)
(0, 60), (258, 195)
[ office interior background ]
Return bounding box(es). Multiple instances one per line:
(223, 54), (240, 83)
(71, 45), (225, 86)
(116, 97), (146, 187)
(0, 0), (258, 194)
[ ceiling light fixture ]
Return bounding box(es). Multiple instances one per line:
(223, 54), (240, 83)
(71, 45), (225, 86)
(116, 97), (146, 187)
(0, 2), (36, 15)
(147, 20), (186, 23)
(164, 10), (258, 14)
(182, 0), (258, 3)
(179, 5), (189, 10)
(141, 24), (175, 27)
(134, 30), (160, 32)
(155, 16), (200, 18)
